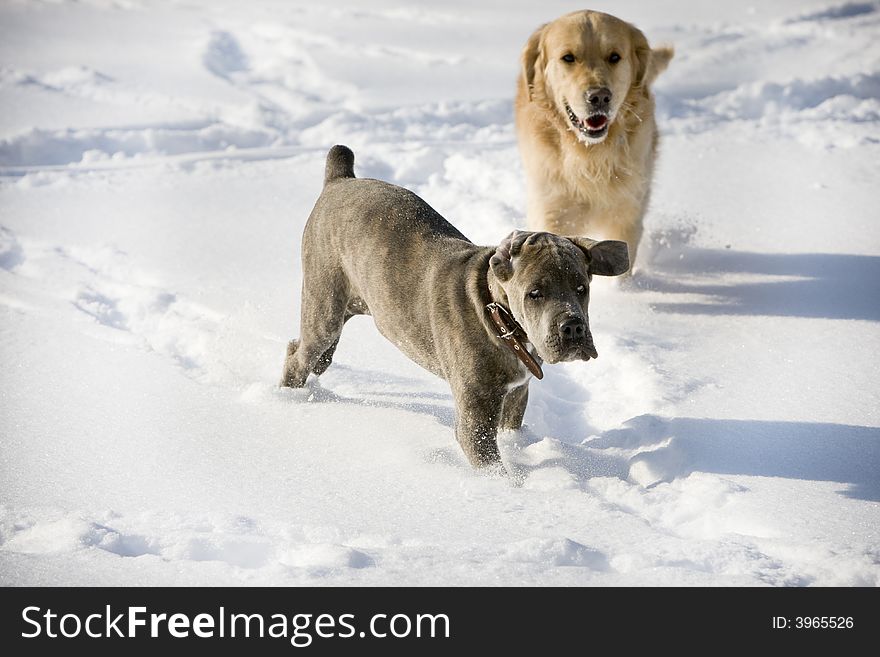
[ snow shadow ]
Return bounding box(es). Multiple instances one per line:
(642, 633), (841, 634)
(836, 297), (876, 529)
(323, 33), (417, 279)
(641, 248), (880, 321)
(786, 1), (878, 23)
(302, 377), (455, 429)
(592, 415), (880, 501)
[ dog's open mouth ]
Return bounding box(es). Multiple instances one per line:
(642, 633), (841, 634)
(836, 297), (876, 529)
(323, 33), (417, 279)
(564, 101), (609, 141)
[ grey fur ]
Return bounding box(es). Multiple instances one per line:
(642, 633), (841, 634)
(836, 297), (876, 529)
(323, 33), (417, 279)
(280, 145), (629, 471)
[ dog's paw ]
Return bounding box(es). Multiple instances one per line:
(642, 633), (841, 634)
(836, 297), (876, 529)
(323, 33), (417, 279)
(480, 461), (511, 480)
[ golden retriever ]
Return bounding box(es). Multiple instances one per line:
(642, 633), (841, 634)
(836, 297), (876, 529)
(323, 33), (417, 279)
(515, 10), (672, 269)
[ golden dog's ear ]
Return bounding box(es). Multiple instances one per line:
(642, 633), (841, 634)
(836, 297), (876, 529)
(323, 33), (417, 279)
(644, 46), (674, 87)
(521, 24), (547, 101)
(631, 27), (652, 88)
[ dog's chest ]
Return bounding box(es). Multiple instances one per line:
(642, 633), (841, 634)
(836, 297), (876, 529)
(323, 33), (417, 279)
(505, 347), (536, 391)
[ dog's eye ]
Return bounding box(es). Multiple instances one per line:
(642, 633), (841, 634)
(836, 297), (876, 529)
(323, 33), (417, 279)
(561, 53), (575, 63)
(609, 52), (621, 64)
(576, 284), (587, 294)
(528, 289), (543, 300)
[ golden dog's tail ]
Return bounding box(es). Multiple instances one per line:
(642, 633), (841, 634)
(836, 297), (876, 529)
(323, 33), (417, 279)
(324, 144), (356, 185)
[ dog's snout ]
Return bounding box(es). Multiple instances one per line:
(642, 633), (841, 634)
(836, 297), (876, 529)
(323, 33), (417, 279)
(586, 87), (612, 111)
(559, 317), (586, 341)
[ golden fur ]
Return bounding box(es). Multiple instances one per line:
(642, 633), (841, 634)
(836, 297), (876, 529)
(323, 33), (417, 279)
(514, 10), (672, 268)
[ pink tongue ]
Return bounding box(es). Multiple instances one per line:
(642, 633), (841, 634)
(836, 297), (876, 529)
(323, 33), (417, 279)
(586, 115), (607, 129)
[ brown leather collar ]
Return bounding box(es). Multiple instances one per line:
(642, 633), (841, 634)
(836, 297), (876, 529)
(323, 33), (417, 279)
(485, 302), (544, 380)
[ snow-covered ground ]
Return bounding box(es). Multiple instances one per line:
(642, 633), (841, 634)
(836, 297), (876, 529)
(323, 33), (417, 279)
(1, 0), (878, 586)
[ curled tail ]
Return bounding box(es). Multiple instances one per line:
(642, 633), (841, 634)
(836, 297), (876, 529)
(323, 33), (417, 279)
(324, 145), (356, 185)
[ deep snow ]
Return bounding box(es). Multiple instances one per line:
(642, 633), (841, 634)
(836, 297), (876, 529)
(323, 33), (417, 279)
(1, 0), (878, 586)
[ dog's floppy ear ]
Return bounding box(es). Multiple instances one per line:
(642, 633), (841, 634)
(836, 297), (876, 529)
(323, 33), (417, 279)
(568, 237), (630, 276)
(490, 230), (532, 281)
(490, 230), (518, 281)
(521, 24), (547, 101)
(644, 46), (674, 87)
(630, 26), (652, 88)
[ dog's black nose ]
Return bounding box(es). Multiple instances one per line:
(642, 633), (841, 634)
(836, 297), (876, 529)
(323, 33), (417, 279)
(586, 87), (612, 112)
(559, 317), (586, 341)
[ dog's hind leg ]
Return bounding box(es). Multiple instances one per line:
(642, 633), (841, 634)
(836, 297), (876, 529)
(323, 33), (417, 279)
(311, 298), (370, 376)
(282, 331), (342, 382)
(279, 272), (352, 388)
(310, 337), (339, 377)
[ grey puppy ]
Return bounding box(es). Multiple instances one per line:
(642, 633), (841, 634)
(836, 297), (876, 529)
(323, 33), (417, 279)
(280, 145), (629, 471)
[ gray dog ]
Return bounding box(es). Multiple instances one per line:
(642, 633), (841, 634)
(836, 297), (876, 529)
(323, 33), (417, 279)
(280, 145), (629, 471)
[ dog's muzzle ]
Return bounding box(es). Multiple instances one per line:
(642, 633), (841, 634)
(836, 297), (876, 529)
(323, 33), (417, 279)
(564, 102), (610, 142)
(564, 87), (613, 142)
(556, 316), (598, 361)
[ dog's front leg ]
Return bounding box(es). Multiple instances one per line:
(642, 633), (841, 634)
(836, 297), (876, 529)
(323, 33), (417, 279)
(452, 388), (506, 471)
(592, 199), (645, 272)
(499, 383), (529, 431)
(615, 207), (644, 272)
